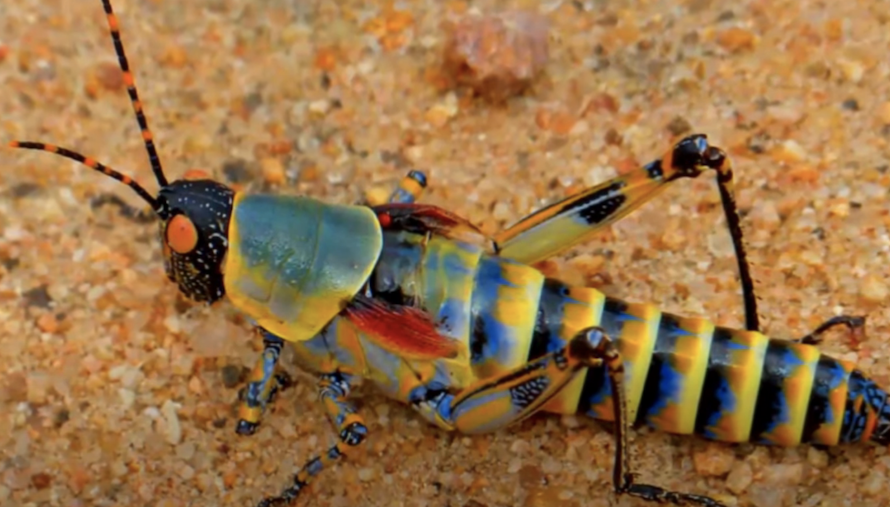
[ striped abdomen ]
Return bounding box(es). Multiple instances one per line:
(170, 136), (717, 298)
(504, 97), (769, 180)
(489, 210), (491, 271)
(370, 230), (890, 447)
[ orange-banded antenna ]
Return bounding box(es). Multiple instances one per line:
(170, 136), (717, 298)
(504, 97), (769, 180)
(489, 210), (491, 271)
(9, 141), (158, 209)
(8, 0), (168, 209)
(103, 0), (168, 187)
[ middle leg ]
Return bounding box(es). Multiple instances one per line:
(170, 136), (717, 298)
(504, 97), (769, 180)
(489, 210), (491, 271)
(256, 371), (367, 507)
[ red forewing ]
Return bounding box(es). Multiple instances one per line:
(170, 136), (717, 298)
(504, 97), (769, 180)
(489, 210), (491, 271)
(342, 294), (459, 360)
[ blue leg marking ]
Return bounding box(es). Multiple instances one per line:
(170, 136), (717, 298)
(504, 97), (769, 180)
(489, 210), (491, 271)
(236, 328), (292, 435)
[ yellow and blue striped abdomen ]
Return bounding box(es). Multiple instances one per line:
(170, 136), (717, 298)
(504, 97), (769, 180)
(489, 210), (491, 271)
(298, 229), (888, 448)
(528, 279), (875, 447)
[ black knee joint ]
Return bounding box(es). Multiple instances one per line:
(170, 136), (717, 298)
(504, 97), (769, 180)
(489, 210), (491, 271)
(236, 419), (259, 436)
(340, 422), (367, 447)
(568, 326), (608, 362)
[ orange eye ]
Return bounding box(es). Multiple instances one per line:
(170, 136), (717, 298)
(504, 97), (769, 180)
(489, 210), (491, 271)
(183, 168), (210, 180)
(166, 214), (198, 254)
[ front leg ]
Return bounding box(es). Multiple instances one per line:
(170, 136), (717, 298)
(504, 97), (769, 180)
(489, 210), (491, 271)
(256, 372), (367, 507)
(414, 327), (725, 506)
(236, 327), (292, 435)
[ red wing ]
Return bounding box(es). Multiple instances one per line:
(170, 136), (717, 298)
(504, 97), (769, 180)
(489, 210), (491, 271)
(372, 203), (488, 244)
(342, 294), (459, 360)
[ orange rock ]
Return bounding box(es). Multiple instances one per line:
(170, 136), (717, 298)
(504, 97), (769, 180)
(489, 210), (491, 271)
(535, 107), (553, 130)
(66, 466), (91, 495)
(36, 312), (59, 334)
(268, 140), (292, 156)
(581, 92), (619, 116)
(785, 164), (820, 184)
(30, 472), (52, 490)
(824, 18), (843, 42)
(877, 101), (890, 125)
(549, 111), (577, 136)
(84, 61), (125, 99)
(222, 469), (238, 489)
(314, 46), (338, 71)
(159, 44), (188, 68)
(716, 27), (758, 52)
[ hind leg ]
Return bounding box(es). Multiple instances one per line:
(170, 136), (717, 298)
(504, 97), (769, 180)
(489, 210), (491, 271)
(412, 327), (726, 506)
(794, 314), (866, 346)
(490, 135), (759, 333)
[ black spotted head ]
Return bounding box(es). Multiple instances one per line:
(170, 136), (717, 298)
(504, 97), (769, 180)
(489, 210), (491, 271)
(155, 172), (235, 303)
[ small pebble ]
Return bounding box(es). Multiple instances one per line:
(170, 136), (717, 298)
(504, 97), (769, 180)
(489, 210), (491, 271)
(837, 58), (864, 83)
(666, 116), (693, 135)
(518, 464), (544, 485)
(26, 371), (52, 404)
(877, 101), (890, 124)
(160, 44), (188, 68)
(35, 313), (59, 333)
(859, 273), (888, 303)
(2, 467), (30, 490)
(806, 447), (829, 468)
(716, 26), (758, 52)
(220, 364), (244, 388)
(773, 139), (807, 163)
(222, 159), (252, 183)
(161, 400), (183, 445)
(363, 186), (390, 207)
(163, 315), (182, 334)
(424, 93), (459, 128)
(357, 467), (377, 482)
(261, 157), (286, 185)
(118, 388), (135, 408)
(841, 98), (860, 111)
(510, 439), (530, 454)
(747, 484), (794, 507)
(22, 285), (52, 309)
(308, 99), (331, 116)
(30, 472), (51, 490)
(764, 463), (804, 486)
(861, 469), (885, 497)
(692, 443), (735, 476)
(725, 460), (753, 494)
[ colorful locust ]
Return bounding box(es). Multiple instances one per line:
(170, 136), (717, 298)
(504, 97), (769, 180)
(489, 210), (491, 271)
(9, 1), (890, 506)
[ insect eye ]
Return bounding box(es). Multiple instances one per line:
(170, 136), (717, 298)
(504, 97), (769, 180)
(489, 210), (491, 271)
(166, 214), (198, 254)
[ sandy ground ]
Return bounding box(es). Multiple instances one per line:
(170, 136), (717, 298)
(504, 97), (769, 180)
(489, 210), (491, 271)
(2, 0), (890, 506)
